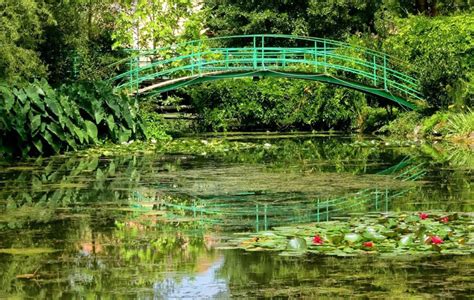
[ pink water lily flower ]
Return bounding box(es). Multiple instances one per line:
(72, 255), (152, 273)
(312, 235), (324, 245)
(430, 236), (444, 245)
(363, 241), (374, 248)
(440, 216), (449, 224)
(419, 212), (429, 220)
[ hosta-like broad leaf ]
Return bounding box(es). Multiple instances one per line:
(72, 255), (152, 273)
(84, 120), (98, 143)
(30, 115), (41, 133)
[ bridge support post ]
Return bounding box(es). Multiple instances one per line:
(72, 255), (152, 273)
(198, 41), (202, 76)
(373, 55), (377, 86)
(128, 57), (134, 91)
(326, 200), (329, 221)
(261, 35), (265, 69)
(375, 188), (379, 210)
(134, 56), (139, 95)
(264, 204), (268, 231)
(225, 49), (229, 68)
(314, 41), (318, 72)
(256, 203), (259, 232)
(253, 36), (257, 69)
(323, 40), (327, 73)
(191, 47), (194, 76)
(282, 49), (286, 67)
(316, 198), (320, 222)
(128, 56), (139, 94)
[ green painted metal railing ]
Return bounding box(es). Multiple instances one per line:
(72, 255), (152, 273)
(108, 34), (424, 109)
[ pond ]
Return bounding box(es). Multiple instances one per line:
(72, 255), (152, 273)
(0, 133), (472, 298)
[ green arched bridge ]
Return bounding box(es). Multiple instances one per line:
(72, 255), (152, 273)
(109, 34), (424, 109)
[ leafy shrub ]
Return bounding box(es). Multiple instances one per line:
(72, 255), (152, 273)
(60, 81), (144, 143)
(378, 111), (423, 137)
(421, 113), (449, 135)
(356, 107), (396, 133)
(185, 77), (367, 132)
(444, 110), (474, 137)
(140, 111), (172, 141)
(383, 14), (474, 109)
(0, 79), (144, 158)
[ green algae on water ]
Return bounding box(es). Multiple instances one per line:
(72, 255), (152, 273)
(0, 248), (59, 256)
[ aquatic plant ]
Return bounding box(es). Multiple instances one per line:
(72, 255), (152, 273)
(222, 212), (474, 257)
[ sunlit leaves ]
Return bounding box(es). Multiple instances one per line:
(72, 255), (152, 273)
(112, 0), (205, 49)
(0, 80), (144, 158)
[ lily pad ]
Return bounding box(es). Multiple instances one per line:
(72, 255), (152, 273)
(224, 212), (474, 257)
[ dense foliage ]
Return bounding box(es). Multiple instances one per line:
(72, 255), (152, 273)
(382, 14), (473, 109)
(0, 0), (472, 152)
(0, 0), (51, 83)
(205, 0), (382, 38)
(187, 0), (473, 131)
(0, 80), (143, 158)
(185, 78), (368, 131)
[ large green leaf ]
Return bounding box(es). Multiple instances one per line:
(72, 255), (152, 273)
(118, 128), (132, 143)
(0, 86), (14, 111)
(44, 96), (61, 117)
(106, 115), (115, 132)
(47, 123), (66, 140)
(42, 131), (60, 153)
(30, 115), (42, 133)
(84, 120), (98, 143)
(106, 99), (121, 116)
(32, 138), (43, 153)
(13, 88), (28, 104)
(25, 85), (41, 107)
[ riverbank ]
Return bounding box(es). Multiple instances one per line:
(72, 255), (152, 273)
(379, 110), (474, 144)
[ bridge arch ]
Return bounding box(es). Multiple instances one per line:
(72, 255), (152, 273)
(109, 34), (424, 110)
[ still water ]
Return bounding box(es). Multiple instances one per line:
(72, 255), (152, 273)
(0, 134), (472, 298)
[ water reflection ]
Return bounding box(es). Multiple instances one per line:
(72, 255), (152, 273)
(0, 134), (472, 298)
(153, 258), (229, 299)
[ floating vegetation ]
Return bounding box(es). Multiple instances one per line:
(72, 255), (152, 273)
(222, 212), (474, 257)
(0, 248), (59, 256)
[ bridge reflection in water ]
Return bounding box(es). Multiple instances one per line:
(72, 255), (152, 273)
(132, 158), (426, 232)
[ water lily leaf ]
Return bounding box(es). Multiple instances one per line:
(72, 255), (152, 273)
(287, 237), (307, 251)
(399, 234), (413, 246)
(363, 229), (386, 241)
(344, 233), (362, 243)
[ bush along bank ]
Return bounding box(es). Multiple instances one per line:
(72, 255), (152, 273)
(379, 110), (474, 143)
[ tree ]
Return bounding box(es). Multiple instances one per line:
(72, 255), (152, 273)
(39, 0), (118, 84)
(0, 0), (53, 83)
(112, 0), (205, 49)
(383, 14), (474, 109)
(204, 0), (382, 39)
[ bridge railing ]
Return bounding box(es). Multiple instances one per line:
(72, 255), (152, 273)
(108, 34), (423, 105)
